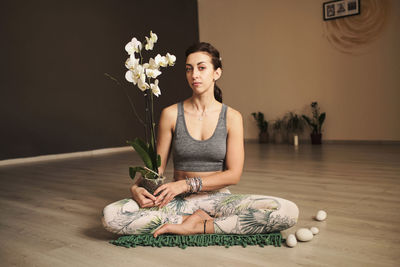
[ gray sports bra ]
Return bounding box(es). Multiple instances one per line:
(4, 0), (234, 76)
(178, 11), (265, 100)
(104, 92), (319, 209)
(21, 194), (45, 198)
(172, 102), (227, 172)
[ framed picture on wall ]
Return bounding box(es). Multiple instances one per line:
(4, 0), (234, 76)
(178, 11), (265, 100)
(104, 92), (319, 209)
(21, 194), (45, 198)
(323, 0), (360, 21)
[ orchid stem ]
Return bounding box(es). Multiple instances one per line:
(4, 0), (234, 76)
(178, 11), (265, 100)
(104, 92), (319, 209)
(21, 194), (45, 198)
(104, 73), (145, 126)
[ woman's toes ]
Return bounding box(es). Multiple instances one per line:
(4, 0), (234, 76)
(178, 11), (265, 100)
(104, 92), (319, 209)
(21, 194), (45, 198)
(153, 224), (170, 238)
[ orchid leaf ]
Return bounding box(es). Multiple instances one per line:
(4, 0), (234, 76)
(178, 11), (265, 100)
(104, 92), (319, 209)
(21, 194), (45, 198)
(134, 138), (150, 154)
(157, 154), (161, 168)
(147, 143), (159, 173)
(127, 139), (153, 170)
(129, 166), (147, 180)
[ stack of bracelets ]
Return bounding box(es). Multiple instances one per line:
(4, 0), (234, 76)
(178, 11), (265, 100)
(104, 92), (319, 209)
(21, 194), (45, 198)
(185, 177), (203, 193)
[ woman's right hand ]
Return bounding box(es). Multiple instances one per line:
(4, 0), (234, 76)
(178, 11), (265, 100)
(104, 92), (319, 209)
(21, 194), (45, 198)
(130, 185), (157, 208)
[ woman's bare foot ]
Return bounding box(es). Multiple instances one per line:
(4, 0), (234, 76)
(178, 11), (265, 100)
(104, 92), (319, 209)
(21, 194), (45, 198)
(154, 209), (214, 238)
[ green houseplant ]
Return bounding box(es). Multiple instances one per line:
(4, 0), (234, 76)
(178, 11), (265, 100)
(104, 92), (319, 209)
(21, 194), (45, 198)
(285, 112), (305, 146)
(272, 118), (285, 144)
(113, 31), (176, 194)
(302, 102), (326, 145)
(251, 112), (269, 143)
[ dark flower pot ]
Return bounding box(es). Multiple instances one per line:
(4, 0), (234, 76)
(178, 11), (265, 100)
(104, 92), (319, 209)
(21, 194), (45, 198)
(310, 133), (322, 145)
(259, 132), (269, 143)
(140, 175), (166, 195)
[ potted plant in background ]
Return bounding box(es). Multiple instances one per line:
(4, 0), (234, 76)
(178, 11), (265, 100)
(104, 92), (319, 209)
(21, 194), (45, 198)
(107, 31), (176, 194)
(251, 112), (269, 143)
(272, 118), (285, 144)
(285, 112), (305, 146)
(302, 102), (326, 145)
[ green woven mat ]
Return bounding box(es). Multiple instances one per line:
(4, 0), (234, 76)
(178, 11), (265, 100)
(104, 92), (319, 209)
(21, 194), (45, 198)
(110, 233), (283, 249)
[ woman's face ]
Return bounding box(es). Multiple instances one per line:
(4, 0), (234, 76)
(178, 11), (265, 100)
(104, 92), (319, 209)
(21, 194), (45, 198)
(185, 52), (221, 96)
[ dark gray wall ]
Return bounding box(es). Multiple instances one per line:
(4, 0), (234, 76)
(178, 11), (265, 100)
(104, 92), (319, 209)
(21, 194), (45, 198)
(0, 0), (198, 160)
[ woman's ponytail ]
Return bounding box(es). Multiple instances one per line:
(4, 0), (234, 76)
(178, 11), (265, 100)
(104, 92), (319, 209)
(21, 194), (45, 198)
(214, 84), (222, 103)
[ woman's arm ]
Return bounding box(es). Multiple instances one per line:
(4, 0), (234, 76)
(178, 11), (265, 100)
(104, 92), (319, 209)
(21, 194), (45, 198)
(156, 104), (177, 175)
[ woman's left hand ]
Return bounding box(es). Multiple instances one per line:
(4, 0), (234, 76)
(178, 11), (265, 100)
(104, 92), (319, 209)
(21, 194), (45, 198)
(153, 180), (187, 208)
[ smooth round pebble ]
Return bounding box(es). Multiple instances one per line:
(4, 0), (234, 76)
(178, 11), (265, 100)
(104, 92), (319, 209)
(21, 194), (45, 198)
(296, 228), (313, 241)
(315, 210), (327, 221)
(286, 234), (297, 247)
(310, 226), (319, 235)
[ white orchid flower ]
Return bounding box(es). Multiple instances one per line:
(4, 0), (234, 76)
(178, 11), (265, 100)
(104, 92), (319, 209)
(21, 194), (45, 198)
(149, 31), (158, 43)
(148, 58), (159, 69)
(125, 56), (139, 70)
(125, 69), (140, 85)
(143, 58), (158, 70)
(134, 65), (146, 85)
(138, 74), (149, 91)
(145, 36), (155, 51)
(125, 64), (145, 85)
(125, 70), (135, 83)
(155, 54), (168, 67)
(146, 68), (162, 79)
(166, 53), (176, 66)
(125, 42), (135, 55)
(150, 79), (161, 97)
(125, 37), (142, 54)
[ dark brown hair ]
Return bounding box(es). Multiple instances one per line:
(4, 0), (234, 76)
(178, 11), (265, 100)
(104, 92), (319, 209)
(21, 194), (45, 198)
(185, 42), (223, 103)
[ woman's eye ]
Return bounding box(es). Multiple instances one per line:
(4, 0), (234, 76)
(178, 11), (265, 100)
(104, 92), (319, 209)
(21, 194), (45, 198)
(199, 66), (205, 70)
(185, 67), (192, 72)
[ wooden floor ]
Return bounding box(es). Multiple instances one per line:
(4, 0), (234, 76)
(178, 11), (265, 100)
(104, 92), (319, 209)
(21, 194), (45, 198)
(0, 143), (399, 267)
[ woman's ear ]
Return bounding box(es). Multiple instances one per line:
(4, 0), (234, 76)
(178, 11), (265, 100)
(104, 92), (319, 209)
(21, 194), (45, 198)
(214, 67), (222, 81)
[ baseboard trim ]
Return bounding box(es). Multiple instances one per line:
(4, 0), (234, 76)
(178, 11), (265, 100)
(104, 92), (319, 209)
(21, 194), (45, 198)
(2, 139), (399, 167)
(244, 138), (400, 145)
(319, 140), (400, 145)
(0, 146), (132, 167)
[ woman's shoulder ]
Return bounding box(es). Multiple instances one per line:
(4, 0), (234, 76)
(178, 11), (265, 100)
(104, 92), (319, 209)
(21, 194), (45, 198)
(161, 103), (179, 121)
(225, 105), (243, 130)
(225, 105), (242, 121)
(162, 103), (178, 113)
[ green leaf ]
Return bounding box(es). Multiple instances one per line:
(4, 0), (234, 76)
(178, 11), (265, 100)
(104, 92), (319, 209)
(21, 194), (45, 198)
(147, 143), (158, 173)
(318, 112), (326, 132)
(127, 139), (153, 169)
(302, 115), (312, 126)
(302, 115), (318, 133)
(131, 138), (149, 153)
(319, 112), (326, 126)
(129, 166), (146, 180)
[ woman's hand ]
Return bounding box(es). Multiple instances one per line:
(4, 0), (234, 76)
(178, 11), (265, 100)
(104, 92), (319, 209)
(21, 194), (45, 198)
(130, 185), (157, 208)
(153, 180), (187, 208)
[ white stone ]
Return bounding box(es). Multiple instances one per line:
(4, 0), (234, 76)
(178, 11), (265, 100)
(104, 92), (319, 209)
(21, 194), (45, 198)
(295, 228), (314, 242)
(315, 210), (327, 221)
(310, 226), (319, 235)
(286, 234), (297, 247)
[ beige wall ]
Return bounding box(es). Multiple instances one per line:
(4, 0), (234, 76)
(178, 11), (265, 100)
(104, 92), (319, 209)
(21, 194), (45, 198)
(198, 0), (400, 141)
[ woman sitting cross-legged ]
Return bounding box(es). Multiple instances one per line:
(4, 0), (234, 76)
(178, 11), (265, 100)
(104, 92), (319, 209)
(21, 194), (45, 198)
(102, 42), (299, 237)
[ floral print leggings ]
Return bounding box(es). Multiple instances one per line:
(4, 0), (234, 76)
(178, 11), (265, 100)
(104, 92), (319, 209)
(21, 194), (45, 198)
(102, 188), (299, 235)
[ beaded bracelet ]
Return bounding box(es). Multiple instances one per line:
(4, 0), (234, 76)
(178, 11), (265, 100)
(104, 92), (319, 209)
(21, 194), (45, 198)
(185, 177), (203, 193)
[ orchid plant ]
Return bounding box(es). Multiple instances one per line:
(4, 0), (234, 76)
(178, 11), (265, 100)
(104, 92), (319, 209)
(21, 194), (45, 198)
(123, 31), (176, 180)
